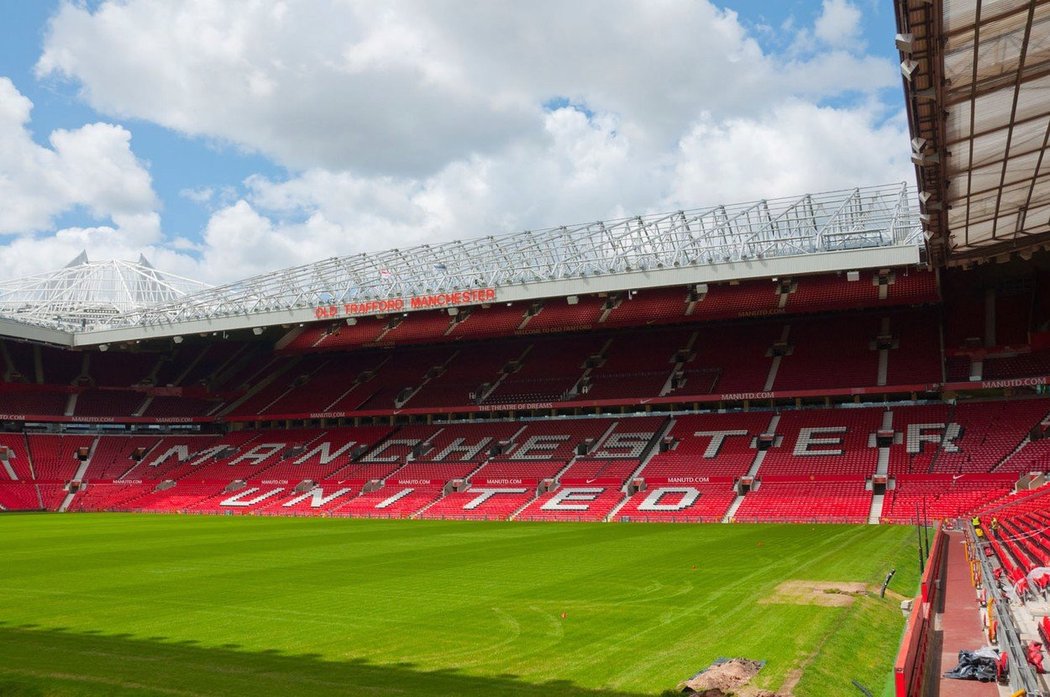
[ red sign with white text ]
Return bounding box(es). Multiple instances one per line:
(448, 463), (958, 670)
(315, 288), (497, 319)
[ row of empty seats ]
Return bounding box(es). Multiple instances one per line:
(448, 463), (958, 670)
(0, 306), (948, 419)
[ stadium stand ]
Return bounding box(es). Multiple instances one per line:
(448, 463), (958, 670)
(0, 257), (1043, 530)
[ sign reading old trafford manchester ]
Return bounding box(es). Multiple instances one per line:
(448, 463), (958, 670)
(315, 288), (497, 319)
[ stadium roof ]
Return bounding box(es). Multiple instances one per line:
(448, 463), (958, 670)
(896, 0), (1050, 266)
(0, 183), (924, 347)
(0, 252), (208, 332)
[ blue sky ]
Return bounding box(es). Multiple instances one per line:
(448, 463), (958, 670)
(0, 0), (910, 284)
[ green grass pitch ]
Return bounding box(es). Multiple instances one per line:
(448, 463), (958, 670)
(0, 514), (921, 696)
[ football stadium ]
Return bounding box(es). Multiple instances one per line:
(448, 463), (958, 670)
(2, 1), (1050, 696)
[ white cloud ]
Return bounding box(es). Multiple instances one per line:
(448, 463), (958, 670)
(37, 0), (895, 176)
(670, 101), (911, 204)
(0, 77), (158, 235)
(814, 0), (864, 49)
(178, 187), (214, 205)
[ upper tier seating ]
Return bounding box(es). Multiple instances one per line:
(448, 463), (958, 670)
(351, 347), (460, 411)
(39, 346), (82, 385)
(522, 296), (606, 333)
(291, 318), (388, 351)
(886, 312), (943, 385)
(982, 352), (1050, 380)
(996, 287), (1032, 346)
(691, 279), (779, 318)
(73, 390), (147, 417)
(89, 352), (158, 387)
(306, 352), (395, 413)
(230, 354), (333, 416)
(407, 340), (525, 408)
(448, 304), (528, 338)
(0, 391), (68, 416)
(946, 355), (972, 382)
(381, 311), (455, 344)
(142, 396), (218, 417)
(603, 288), (688, 326)
(583, 331), (689, 400)
(772, 316), (880, 390)
(276, 270), (941, 353)
(485, 336), (605, 405)
(3, 341), (36, 382)
(178, 343), (249, 387)
(786, 273), (881, 310)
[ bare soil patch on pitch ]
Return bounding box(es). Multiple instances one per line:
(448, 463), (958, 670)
(676, 658), (764, 696)
(759, 580), (870, 607)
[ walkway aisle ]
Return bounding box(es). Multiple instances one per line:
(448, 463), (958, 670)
(933, 532), (999, 696)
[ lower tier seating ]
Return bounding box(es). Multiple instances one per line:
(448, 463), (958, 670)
(733, 481), (872, 524)
(879, 477), (1016, 523)
(514, 486), (625, 522)
(0, 400), (1046, 524)
(613, 483), (737, 523)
